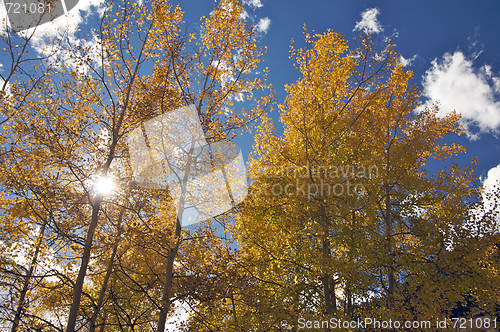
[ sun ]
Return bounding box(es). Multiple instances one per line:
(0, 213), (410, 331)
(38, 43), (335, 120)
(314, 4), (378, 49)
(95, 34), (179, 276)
(94, 177), (115, 195)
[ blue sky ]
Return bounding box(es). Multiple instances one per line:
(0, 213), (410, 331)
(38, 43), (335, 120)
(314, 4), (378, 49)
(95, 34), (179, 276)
(1, 0), (500, 195)
(213, 0), (500, 195)
(1, 1), (499, 329)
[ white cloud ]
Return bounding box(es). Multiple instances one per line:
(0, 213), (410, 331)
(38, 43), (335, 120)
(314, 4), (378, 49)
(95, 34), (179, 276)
(483, 164), (500, 196)
(399, 54), (418, 67)
(211, 59), (235, 88)
(0, 63), (13, 102)
(165, 300), (191, 331)
(353, 8), (383, 34)
(22, 0), (104, 39)
(255, 17), (270, 34)
(0, 0), (7, 34)
(244, 0), (263, 9)
(451, 164), (500, 242)
(0, 0), (103, 78)
(240, 9), (249, 20)
(0, 0), (106, 68)
(419, 51), (500, 139)
(475, 163), (500, 231)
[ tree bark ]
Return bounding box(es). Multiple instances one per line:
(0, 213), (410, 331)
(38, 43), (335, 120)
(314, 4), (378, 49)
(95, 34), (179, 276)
(66, 195), (102, 332)
(89, 208), (123, 332)
(384, 183), (395, 309)
(157, 218), (181, 331)
(320, 203), (334, 325)
(11, 218), (48, 332)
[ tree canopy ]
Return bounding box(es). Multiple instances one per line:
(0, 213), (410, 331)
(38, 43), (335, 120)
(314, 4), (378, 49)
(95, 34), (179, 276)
(0, 2), (498, 332)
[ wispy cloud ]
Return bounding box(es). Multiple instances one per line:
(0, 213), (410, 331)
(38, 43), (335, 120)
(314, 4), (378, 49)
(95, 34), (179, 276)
(244, 0), (263, 9)
(240, 9), (249, 20)
(2, 0), (106, 38)
(419, 51), (500, 139)
(255, 17), (270, 34)
(0, 0), (106, 67)
(353, 8), (383, 34)
(400, 54), (418, 67)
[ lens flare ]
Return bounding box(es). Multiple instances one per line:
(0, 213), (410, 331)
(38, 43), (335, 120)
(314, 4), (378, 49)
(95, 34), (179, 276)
(94, 177), (114, 195)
